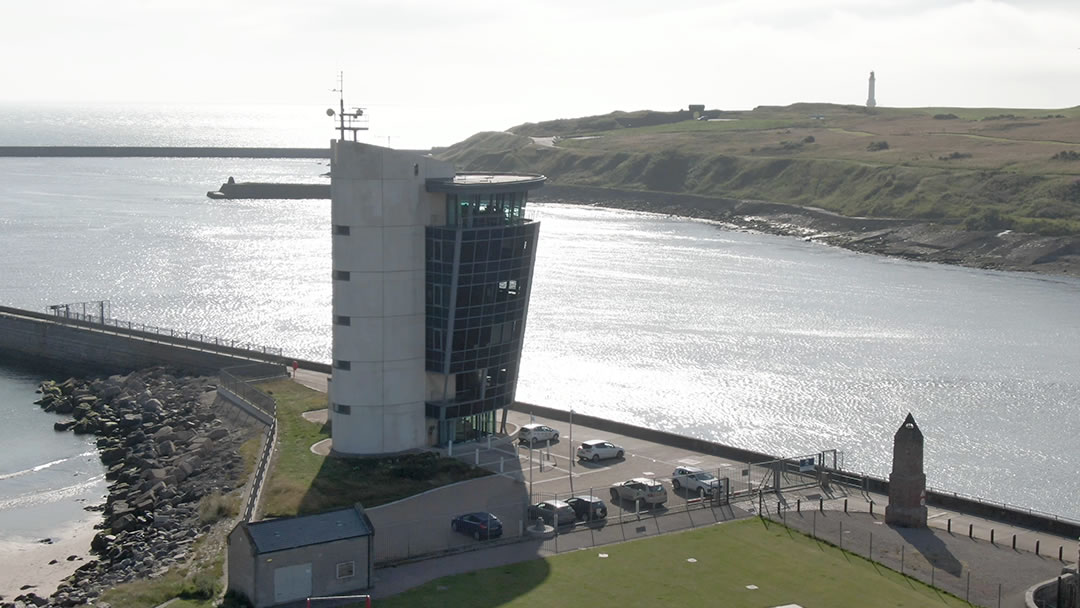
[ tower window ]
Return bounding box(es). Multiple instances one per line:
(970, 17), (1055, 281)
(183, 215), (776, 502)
(334, 270), (350, 281)
(333, 403), (352, 415)
(334, 225), (350, 235)
(335, 315), (351, 326)
(334, 360), (352, 370)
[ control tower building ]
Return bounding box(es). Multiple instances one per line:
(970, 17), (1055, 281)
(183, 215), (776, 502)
(329, 140), (545, 455)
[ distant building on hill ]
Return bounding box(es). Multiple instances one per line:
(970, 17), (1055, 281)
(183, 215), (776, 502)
(867, 71), (877, 108)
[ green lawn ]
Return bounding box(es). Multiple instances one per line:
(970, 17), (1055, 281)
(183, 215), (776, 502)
(378, 518), (972, 608)
(257, 379), (489, 517)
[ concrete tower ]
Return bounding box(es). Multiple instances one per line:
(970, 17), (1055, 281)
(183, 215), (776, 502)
(885, 413), (928, 527)
(867, 71), (877, 108)
(329, 141), (456, 455)
(329, 140), (546, 455)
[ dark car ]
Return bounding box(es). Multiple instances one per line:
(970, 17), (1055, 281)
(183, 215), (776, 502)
(566, 495), (607, 521)
(527, 500), (576, 526)
(451, 512), (503, 540)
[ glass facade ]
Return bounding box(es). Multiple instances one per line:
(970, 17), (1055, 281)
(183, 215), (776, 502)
(424, 189), (539, 445)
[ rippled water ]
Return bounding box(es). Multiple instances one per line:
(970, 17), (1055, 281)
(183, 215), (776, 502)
(1, 155), (1079, 530)
(0, 364), (106, 540)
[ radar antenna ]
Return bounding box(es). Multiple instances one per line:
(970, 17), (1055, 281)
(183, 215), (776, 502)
(327, 71), (369, 141)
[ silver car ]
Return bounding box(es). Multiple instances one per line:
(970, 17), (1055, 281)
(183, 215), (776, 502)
(671, 466), (722, 498)
(518, 423), (559, 445)
(610, 477), (667, 507)
(576, 439), (624, 462)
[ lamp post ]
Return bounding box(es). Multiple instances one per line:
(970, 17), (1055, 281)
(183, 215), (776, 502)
(569, 408), (575, 494)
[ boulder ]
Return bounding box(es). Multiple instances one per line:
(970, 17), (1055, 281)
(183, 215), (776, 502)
(54, 419), (76, 432)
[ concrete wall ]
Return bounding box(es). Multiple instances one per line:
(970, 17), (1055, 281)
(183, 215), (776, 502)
(512, 401), (778, 465)
(0, 310), (254, 375)
(329, 141), (455, 455)
(226, 527), (258, 605)
(250, 537), (372, 607)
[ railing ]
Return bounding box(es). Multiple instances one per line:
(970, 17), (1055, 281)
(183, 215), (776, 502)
(219, 367), (278, 419)
(44, 308), (283, 358)
(925, 485), (1080, 527)
(244, 421), (277, 522)
(217, 364), (285, 522)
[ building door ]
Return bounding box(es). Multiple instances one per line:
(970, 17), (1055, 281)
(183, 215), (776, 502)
(273, 563), (312, 604)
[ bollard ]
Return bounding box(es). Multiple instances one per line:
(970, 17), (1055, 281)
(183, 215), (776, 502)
(1012, 534), (1016, 550)
(968, 523), (973, 539)
(901, 545), (905, 574)
(499, 457), (504, 473)
(844, 498), (848, 513)
(947, 518), (951, 533)
(487, 435), (492, 450)
(1036, 540), (1040, 556)
(1060, 545), (1064, 561)
(869, 500), (874, 516)
(475, 448), (480, 465)
(778, 501), (782, 514)
(797, 499), (801, 513)
(991, 529), (994, 544)
(448, 439), (453, 457)
(819, 497), (824, 513)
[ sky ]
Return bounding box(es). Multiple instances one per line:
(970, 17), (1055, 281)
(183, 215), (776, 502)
(2, 0), (1080, 149)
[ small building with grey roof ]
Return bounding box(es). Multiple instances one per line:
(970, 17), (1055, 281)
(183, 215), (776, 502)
(227, 504), (374, 607)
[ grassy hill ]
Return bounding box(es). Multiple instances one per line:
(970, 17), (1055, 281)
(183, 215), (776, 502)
(437, 104), (1080, 236)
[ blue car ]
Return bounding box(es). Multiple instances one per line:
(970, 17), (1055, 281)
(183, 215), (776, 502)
(451, 512), (503, 540)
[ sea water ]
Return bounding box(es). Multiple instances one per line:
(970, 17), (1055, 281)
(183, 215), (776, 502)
(0, 104), (1078, 540)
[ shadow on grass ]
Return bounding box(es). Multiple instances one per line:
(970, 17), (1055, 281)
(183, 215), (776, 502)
(294, 452), (493, 515)
(377, 553), (552, 608)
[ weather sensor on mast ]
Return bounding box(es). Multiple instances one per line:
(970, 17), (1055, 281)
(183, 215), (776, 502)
(327, 71), (369, 141)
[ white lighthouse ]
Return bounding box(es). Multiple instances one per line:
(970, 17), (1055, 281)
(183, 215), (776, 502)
(867, 71), (877, 108)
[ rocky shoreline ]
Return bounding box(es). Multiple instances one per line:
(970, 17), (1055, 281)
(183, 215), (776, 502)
(3, 368), (257, 608)
(536, 185), (1080, 279)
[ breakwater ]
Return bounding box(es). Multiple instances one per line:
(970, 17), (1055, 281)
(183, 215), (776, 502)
(0, 306), (283, 375)
(207, 181), (330, 199)
(0, 146), (329, 158)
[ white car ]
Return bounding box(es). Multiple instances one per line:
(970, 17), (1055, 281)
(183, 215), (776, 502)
(518, 423), (559, 444)
(671, 466), (723, 498)
(576, 439), (623, 462)
(610, 477), (667, 506)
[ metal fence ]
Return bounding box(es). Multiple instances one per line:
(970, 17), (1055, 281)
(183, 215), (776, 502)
(373, 490), (745, 566)
(217, 364), (285, 522)
(219, 366), (279, 419)
(44, 306), (284, 358)
(759, 500), (1075, 608)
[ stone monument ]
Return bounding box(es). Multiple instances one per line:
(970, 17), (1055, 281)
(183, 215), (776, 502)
(885, 412), (928, 527)
(867, 71), (877, 108)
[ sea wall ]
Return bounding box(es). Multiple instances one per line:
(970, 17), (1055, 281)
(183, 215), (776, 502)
(0, 308), (266, 375)
(513, 401), (1080, 539)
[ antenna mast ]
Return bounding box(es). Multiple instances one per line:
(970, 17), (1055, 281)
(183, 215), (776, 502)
(329, 72), (369, 142)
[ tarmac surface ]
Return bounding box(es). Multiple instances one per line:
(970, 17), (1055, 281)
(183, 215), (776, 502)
(288, 377), (1077, 606)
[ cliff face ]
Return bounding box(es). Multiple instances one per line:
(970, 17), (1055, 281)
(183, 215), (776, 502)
(439, 131), (1080, 236)
(436, 106), (1080, 277)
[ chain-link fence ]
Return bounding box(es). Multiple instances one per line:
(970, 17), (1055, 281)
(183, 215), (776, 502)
(371, 479), (745, 566)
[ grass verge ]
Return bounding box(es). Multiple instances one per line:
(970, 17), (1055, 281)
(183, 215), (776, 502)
(257, 378), (490, 517)
(378, 518), (973, 608)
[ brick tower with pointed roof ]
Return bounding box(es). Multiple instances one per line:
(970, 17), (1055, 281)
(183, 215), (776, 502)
(885, 413), (928, 527)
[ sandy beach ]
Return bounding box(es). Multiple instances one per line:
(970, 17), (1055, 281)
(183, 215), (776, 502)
(0, 513), (101, 601)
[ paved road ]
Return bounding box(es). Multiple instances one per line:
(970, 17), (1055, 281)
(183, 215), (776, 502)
(284, 378), (1076, 605)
